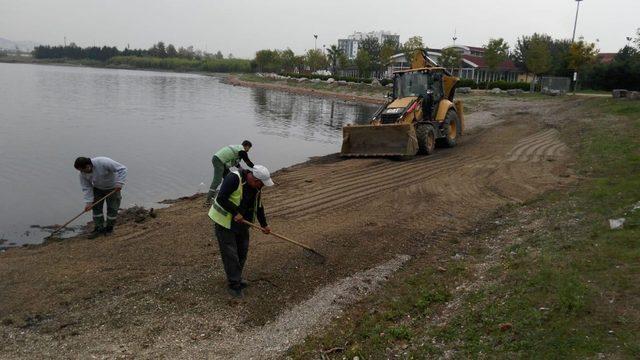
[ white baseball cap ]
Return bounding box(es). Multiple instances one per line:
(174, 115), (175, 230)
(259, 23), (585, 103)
(251, 165), (274, 186)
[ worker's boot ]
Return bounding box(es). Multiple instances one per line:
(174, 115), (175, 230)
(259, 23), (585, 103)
(227, 286), (243, 299)
(87, 226), (104, 239)
(88, 216), (105, 239)
(104, 219), (116, 236)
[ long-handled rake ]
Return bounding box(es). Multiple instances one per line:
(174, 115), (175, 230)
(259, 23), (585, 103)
(242, 220), (326, 264)
(46, 189), (119, 240)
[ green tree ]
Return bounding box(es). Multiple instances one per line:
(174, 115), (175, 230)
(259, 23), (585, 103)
(568, 40), (598, 70)
(359, 36), (381, 70)
(148, 41), (168, 58)
(254, 49), (282, 73)
(483, 38), (509, 87)
(512, 35), (530, 70)
(326, 45), (342, 75)
(294, 55), (306, 72)
(166, 44), (178, 57)
(177, 46), (195, 60)
(214, 51), (224, 60)
(525, 35), (552, 92)
(356, 49), (372, 78)
(305, 49), (328, 72)
(338, 51), (350, 71)
(568, 39), (598, 90)
(280, 48), (296, 72)
(581, 45), (640, 91)
(548, 39), (572, 77)
(440, 47), (462, 71)
(402, 36), (424, 66)
(380, 38), (399, 69)
(513, 33), (553, 79)
(156, 41), (167, 58)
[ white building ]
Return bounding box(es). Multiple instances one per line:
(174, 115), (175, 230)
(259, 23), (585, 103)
(338, 31), (400, 60)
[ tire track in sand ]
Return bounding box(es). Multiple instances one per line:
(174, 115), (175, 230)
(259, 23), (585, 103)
(506, 128), (568, 162)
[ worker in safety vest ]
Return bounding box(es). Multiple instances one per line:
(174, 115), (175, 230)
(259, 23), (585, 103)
(205, 140), (254, 205)
(208, 165), (274, 298)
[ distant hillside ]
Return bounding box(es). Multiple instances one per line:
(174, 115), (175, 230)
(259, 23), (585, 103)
(0, 37), (40, 52)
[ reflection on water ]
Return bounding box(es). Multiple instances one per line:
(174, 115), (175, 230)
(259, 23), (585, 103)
(251, 88), (372, 143)
(0, 63), (377, 245)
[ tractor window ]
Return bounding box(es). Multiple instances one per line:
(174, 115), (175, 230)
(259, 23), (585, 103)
(395, 73), (430, 98)
(429, 73), (444, 100)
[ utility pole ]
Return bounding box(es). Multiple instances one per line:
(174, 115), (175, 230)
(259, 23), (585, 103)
(314, 34), (318, 50)
(571, 0), (583, 95)
(571, 0), (583, 43)
(64, 36), (67, 47)
(452, 29), (458, 45)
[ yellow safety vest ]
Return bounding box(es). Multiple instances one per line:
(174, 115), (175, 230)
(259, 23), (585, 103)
(208, 171), (261, 229)
(215, 144), (244, 168)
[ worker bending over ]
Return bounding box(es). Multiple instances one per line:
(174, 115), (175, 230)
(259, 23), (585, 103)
(74, 156), (127, 239)
(206, 140), (254, 205)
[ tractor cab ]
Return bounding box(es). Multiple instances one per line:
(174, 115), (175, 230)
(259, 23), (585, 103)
(378, 69), (446, 125)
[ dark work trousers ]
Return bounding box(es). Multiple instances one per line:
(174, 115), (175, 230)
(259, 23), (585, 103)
(92, 187), (122, 230)
(206, 156), (231, 201)
(214, 223), (250, 289)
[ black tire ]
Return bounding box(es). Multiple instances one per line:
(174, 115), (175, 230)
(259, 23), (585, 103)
(415, 123), (436, 155)
(437, 110), (460, 148)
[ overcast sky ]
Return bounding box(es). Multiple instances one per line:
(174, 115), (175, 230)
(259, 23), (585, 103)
(1, 0), (637, 57)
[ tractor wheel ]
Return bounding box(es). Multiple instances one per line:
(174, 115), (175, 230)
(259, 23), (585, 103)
(416, 123), (436, 155)
(437, 110), (460, 148)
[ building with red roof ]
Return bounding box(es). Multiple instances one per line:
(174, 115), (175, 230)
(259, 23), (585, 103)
(597, 53), (616, 64)
(386, 44), (527, 83)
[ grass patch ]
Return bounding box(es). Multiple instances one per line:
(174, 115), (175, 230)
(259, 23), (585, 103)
(289, 97), (640, 358)
(288, 264), (472, 358)
(424, 98), (640, 358)
(576, 89), (611, 95)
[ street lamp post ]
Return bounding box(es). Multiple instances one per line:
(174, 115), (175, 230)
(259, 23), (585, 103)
(314, 34), (318, 50)
(571, 0), (583, 94)
(571, 0), (583, 43)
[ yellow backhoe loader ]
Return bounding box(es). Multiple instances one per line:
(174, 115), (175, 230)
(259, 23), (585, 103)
(341, 50), (464, 157)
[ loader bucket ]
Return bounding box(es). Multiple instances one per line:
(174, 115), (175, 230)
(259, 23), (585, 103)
(341, 123), (419, 157)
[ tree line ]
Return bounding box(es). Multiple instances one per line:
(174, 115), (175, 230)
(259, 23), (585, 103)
(254, 29), (640, 91)
(32, 42), (230, 62)
(30, 41), (250, 72)
(253, 35), (426, 78)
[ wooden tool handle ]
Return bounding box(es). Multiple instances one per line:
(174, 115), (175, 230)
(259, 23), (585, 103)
(241, 219), (314, 251)
(50, 188), (119, 236)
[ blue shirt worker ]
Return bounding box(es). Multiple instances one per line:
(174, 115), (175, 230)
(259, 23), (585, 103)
(205, 140), (254, 205)
(208, 165), (274, 298)
(74, 156), (127, 239)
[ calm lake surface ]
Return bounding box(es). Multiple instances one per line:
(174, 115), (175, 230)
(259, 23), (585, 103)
(0, 63), (376, 245)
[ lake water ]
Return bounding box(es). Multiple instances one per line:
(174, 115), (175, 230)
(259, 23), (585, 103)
(0, 63), (376, 245)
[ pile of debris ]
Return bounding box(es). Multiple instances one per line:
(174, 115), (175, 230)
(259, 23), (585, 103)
(541, 87), (565, 96)
(612, 89), (640, 100)
(118, 206), (157, 224)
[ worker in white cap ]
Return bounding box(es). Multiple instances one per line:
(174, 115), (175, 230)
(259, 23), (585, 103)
(208, 165), (274, 298)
